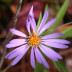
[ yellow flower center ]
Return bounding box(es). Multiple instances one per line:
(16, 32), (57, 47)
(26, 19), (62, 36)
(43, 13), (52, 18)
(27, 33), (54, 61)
(29, 35), (39, 46)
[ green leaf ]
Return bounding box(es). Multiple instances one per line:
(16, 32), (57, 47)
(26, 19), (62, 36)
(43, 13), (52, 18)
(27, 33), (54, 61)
(34, 62), (49, 72)
(44, 4), (48, 14)
(0, 70), (2, 72)
(61, 27), (72, 38)
(49, 0), (69, 31)
(40, 29), (49, 36)
(53, 60), (68, 72)
(41, 0), (69, 36)
(53, 61), (61, 72)
(36, 4), (48, 34)
(33, 62), (42, 72)
(39, 4), (49, 36)
(44, 4), (48, 23)
(36, 12), (42, 32)
(43, 69), (49, 72)
(0, 0), (12, 3)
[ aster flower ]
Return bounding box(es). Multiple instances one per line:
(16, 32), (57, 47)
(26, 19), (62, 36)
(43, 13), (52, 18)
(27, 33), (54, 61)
(5, 6), (70, 69)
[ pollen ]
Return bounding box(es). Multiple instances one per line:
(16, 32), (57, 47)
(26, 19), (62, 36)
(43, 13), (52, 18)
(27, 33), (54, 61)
(29, 35), (39, 46)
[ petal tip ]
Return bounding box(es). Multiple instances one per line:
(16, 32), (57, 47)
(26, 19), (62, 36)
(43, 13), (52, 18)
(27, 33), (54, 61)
(9, 28), (16, 34)
(60, 33), (64, 36)
(63, 45), (69, 49)
(6, 44), (12, 48)
(68, 41), (71, 44)
(46, 66), (49, 69)
(31, 5), (33, 9)
(60, 57), (63, 59)
(5, 56), (7, 59)
(57, 55), (63, 59)
(54, 18), (57, 21)
(44, 63), (49, 69)
(54, 59), (58, 61)
(30, 5), (33, 12)
(45, 10), (48, 14)
(33, 66), (35, 69)
(29, 5), (34, 17)
(9, 28), (14, 32)
(6, 44), (9, 48)
(66, 46), (69, 48)
(8, 57), (11, 59)
(11, 63), (14, 66)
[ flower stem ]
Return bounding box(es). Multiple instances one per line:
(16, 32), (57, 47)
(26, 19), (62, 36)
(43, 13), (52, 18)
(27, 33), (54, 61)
(13, 0), (23, 29)
(2, 64), (11, 72)
(0, 0), (23, 70)
(0, 33), (13, 69)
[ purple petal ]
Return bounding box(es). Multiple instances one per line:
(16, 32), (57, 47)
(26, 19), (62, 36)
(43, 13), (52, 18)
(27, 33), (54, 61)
(11, 47), (29, 66)
(5, 45), (27, 59)
(39, 45), (58, 61)
(6, 44), (23, 48)
(30, 47), (35, 69)
(38, 18), (57, 36)
(8, 50), (21, 59)
(6, 39), (26, 48)
(9, 39), (26, 44)
(10, 29), (27, 37)
(35, 48), (49, 69)
(43, 39), (70, 44)
(11, 54), (23, 66)
(42, 41), (69, 49)
(26, 20), (31, 34)
(29, 5), (34, 17)
(28, 5), (36, 32)
(35, 47), (42, 64)
(26, 6), (34, 34)
(39, 45), (62, 60)
(30, 17), (36, 32)
(6, 40), (26, 48)
(41, 33), (64, 39)
(37, 10), (48, 33)
(7, 46), (28, 59)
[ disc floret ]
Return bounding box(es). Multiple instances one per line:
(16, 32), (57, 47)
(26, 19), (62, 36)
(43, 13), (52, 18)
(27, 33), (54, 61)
(29, 34), (39, 47)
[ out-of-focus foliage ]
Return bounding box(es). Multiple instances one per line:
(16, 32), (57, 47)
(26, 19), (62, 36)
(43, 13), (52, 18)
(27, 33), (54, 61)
(0, 70), (2, 72)
(0, 0), (13, 3)
(49, 0), (69, 31)
(61, 27), (72, 39)
(44, 4), (48, 14)
(33, 62), (42, 72)
(36, 12), (42, 32)
(53, 60), (68, 72)
(43, 69), (49, 72)
(41, 0), (69, 36)
(39, 4), (49, 36)
(36, 4), (48, 32)
(56, 27), (72, 39)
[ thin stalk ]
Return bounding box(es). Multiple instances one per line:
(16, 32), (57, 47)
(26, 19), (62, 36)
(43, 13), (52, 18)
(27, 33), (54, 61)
(0, 0), (23, 70)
